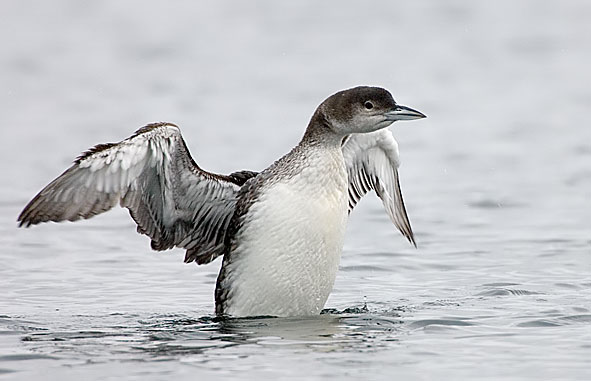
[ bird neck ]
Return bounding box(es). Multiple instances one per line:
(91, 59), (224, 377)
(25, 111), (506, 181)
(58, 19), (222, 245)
(300, 109), (343, 148)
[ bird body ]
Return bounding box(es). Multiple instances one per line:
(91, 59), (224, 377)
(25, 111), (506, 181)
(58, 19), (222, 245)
(18, 86), (426, 317)
(217, 139), (349, 316)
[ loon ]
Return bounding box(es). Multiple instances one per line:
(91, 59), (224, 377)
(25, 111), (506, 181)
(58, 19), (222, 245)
(18, 86), (426, 317)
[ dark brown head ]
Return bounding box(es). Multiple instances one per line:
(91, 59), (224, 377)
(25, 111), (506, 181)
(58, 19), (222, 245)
(311, 86), (425, 136)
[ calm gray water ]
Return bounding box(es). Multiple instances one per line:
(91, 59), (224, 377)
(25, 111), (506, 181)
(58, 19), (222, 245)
(1, 1), (590, 380)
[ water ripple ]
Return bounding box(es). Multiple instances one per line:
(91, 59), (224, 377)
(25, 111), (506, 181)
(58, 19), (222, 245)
(477, 288), (541, 297)
(408, 319), (475, 329)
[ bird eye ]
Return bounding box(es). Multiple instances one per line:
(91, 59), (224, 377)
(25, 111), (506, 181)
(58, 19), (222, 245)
(364, 101), (374, 110)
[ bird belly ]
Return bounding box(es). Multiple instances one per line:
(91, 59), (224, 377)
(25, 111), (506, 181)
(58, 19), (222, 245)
(218, 161), (348, 317)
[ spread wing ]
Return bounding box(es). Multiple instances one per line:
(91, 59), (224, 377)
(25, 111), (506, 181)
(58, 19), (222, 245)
(342, 128), (415, 246)
(18, 122), (258, 265)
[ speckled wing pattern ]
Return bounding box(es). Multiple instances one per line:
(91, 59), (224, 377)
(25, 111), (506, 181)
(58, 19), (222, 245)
(342, 128), (415, 246)
(18, 122), (258, 264)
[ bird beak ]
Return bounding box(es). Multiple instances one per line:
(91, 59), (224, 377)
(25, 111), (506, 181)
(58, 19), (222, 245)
(385, 104), (426, 121)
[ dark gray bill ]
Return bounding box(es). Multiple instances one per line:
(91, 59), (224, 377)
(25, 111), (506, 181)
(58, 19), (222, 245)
(385, 104), (426, 121)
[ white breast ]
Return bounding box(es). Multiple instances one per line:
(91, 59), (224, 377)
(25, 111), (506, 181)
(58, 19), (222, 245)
(220, 147), (348, 317)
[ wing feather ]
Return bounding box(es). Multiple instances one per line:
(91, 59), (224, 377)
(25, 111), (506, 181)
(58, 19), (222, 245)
(18, 122), (258, 264)
(342, 129), (416, 246)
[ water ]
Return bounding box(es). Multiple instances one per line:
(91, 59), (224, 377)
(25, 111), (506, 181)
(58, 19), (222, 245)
(1, 1), (590, 379)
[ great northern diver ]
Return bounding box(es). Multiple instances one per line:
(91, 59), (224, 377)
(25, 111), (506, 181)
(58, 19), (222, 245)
(18, 86), (426, 317)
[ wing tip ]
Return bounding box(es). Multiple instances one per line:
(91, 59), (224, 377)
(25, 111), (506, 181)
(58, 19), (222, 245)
(16, 217), (30, 228)
(17, 204), (38, 228)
